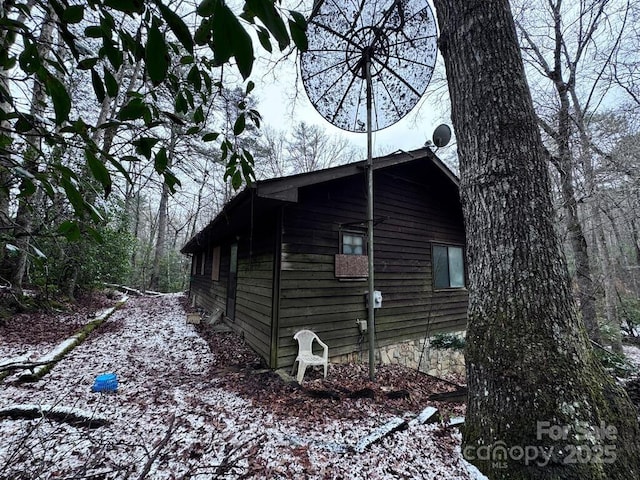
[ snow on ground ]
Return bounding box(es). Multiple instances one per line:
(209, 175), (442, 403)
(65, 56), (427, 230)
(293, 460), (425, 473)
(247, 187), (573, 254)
(0, 294), (483, 479)
(623, 344), (640, 370)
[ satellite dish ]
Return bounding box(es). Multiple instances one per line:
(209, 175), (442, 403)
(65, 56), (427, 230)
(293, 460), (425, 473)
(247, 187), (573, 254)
(432, 124), (452, 148)
(300, 0), (438, 380)
(300, 0), (438, 132)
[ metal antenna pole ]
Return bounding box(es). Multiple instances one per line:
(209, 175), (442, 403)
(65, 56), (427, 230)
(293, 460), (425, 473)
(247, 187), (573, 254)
(365, 56), (376, 381)
(300, 0), (439, 384)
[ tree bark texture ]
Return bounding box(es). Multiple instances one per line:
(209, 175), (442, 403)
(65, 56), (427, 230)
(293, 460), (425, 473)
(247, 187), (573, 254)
(0, 0), (35, 274)
(149, 181), (169, 291)
(0, 1), (18, 268)
(432, 1), (640, 478)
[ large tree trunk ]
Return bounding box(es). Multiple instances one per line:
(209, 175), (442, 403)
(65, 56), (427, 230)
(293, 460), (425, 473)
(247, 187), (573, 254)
(432, 1), (640, 478)
(0, 0), (35, 278)
(0, 9), (13, 272)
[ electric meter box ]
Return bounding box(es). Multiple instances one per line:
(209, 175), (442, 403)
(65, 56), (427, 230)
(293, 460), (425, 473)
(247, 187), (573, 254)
(365, 290), (383, 309)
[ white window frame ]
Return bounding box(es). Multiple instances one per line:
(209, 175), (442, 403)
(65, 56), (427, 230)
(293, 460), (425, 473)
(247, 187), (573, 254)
(341, 230), (366, 256)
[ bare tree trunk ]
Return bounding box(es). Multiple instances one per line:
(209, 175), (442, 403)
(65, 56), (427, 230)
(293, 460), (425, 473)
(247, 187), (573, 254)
(63, 58), (142, 298)
(10, 8), (56, 294)
(101, 59), (142, 156)
(433, 1), (640, 478)
(596, 217), (622, 352)
(149, 183), (169, 291)
(578, 146), (621, 352)
(90, 61), (130, 146)
(516, 0), (608, 345)
(187, 166), (209, 241)
(556, 162), (601, 343)
(0, 13), (14, 271)
(571, 89), (622, 352)
(0, 0), (35, 277)
(551, 51), (600, 343)
(149, 127), (177, 291)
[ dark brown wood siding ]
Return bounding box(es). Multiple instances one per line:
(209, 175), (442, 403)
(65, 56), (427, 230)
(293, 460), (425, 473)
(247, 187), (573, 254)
(189, 244), (230, 314)
(232, 230), (276, 365)
(189, 209), (279, 367)
(277, 160), (468, 368)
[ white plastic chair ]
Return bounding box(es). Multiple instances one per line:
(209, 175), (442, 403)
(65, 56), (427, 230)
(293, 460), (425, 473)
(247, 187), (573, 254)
(292, 330), (329, 383)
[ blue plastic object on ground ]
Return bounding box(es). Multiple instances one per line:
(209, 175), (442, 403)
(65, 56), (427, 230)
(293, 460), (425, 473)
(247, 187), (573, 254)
(92, 372), (118, 392)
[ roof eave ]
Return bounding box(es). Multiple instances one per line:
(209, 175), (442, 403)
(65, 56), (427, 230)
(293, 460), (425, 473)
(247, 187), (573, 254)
(181, 147), (459, 254)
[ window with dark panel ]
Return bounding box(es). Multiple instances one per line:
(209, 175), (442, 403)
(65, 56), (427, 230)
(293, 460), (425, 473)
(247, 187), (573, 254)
(211, 246), (221, 281)
(433, 244), (465, 289)
(192, 254), (198, 275)
(335, 230), (368, 278)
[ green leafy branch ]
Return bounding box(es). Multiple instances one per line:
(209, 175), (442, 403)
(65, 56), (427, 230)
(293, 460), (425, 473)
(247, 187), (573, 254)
(0, 0), (308, 241)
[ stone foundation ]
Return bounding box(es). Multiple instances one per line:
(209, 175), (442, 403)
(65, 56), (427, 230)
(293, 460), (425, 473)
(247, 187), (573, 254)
(331, 332), (466, 380)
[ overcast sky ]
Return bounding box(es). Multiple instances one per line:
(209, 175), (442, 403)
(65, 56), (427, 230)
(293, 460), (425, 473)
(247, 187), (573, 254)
(249, 0), (456, 160)
(257, 67), (454, 156)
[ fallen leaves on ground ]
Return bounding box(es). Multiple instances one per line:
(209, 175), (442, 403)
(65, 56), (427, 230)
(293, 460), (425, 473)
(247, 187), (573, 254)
(0, 292), (481, 480)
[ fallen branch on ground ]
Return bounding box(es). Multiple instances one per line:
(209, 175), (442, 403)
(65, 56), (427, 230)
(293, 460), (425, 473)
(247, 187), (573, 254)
(18, 298), (127, 382)
(428, 387), (468, 403)
(0, 404), (109, 428)
(136, 413), (176, 480)
(354, 417), (407, 453)
(104, 283), (145, 296)
(0, 359), (54, 373)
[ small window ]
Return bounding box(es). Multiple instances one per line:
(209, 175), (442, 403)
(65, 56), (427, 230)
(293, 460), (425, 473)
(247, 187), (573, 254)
(211, 246), (221, 281)
(200, 251), (206, 275)
(191, 254), (198, 275)
(336, 230), (368, 278)
(342, 232), (366, 255)
(433, 244), (465, 289)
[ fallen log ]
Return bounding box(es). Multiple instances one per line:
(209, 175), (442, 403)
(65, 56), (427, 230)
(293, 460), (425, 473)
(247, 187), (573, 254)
(428, 387), (468, 403)
(0, 360), (54, 373)
(354, 417), (407, 453)
(0, 404), (109, 428)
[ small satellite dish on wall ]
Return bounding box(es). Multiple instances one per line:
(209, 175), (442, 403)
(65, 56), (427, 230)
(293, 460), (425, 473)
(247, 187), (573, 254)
(432, 124), (452, 148)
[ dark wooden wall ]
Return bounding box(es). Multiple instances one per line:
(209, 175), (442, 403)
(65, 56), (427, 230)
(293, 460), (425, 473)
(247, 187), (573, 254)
(189, 214), (278, 366)
(276, 160), (468, 368)
(189, 245), (229, 314)
(232, 231), (276, 364)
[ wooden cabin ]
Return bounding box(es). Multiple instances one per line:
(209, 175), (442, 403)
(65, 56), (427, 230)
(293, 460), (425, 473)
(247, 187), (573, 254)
(181, 147), (468, 370)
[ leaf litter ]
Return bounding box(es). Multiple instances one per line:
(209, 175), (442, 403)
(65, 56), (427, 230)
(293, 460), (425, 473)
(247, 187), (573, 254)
(0, 293), (487, 479)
